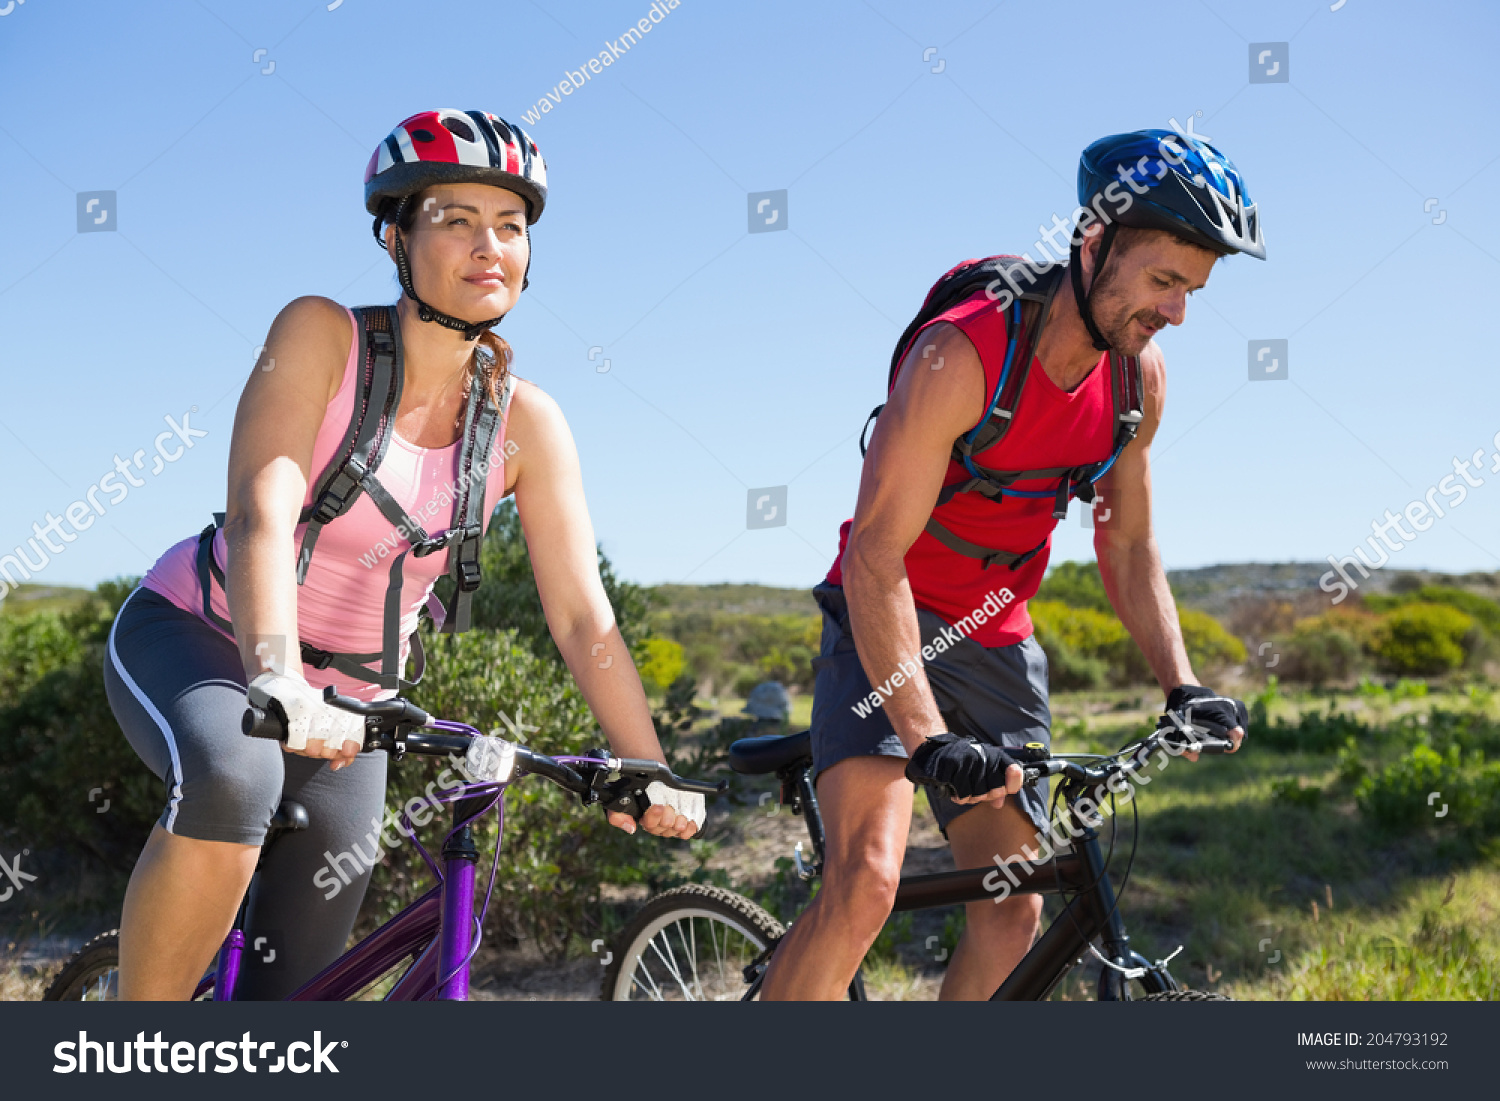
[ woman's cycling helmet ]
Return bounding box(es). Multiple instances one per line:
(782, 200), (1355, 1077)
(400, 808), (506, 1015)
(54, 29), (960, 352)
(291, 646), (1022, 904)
(1071, 128), (1264, 350)
(364, 109), (548, 340)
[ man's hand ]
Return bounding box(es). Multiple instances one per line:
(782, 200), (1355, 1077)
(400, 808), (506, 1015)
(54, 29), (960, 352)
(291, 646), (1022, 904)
(905, 731), (1024, 807)
(1160, 684), (1248, 761)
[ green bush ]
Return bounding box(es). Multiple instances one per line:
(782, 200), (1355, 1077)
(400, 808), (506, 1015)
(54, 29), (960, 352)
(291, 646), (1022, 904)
(1179, 607), (1247, 672)
(651, 611), (821, 692)
(0, 580), (158, 870)
(634, 637), (685, 694)
(1366, 586), (1500, 637)
(461, 499), (655, 659)
(1249, 701), (1375, 754)
(382, 627), (679, 956)
(1355, 743), (1500, 835)
(1370, 603), (1474, 676)
(1274, 617), (1366, 687)
(1035, 560), (1112, 612)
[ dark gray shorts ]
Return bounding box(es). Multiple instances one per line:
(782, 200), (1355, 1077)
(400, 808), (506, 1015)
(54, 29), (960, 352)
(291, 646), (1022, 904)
(808, 582), (1051, 838)
(103, 585), (389, 999)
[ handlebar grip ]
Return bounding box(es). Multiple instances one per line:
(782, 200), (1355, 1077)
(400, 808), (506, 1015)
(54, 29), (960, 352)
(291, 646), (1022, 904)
(1185, 733), (1236, 754)
(242, 704), (287, 742)
(1159, 725), (1237, 754)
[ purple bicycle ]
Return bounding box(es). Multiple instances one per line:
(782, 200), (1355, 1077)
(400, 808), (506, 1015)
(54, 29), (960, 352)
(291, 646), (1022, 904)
(43, 688), (723, 1001)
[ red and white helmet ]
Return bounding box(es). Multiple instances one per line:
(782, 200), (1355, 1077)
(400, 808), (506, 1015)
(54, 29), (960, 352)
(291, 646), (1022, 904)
(364, 109), (548, 224)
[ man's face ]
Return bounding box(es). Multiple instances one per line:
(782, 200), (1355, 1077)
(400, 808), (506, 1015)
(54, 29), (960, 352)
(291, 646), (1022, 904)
(1087, 229), (1218, 355)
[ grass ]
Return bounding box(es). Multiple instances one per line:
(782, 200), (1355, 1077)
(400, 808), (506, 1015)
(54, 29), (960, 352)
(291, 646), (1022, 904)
(678, 685), (1500, 1000)
(10, 685), (1499, 1001)
(1036, 687), (1500, 999)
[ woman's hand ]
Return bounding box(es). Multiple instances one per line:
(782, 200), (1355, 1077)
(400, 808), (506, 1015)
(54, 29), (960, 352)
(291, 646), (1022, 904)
(606, 781), (705, 840)
(246, 672), (365, 770)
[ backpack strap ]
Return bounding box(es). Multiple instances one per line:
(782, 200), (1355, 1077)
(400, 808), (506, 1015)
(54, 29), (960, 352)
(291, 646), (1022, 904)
(295, 305), (402, 584)
(919, 519), (1049, 572)
(954, 265), (1061, 465)
(194, 511), (234, 634)
(191, 305), (508, 694)
(442, 363), (508, 634)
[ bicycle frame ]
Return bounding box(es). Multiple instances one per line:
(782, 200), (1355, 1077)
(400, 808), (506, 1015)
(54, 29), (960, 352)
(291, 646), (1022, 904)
(207, 785), (498, 1003)
(777, 761), (1178, 1001)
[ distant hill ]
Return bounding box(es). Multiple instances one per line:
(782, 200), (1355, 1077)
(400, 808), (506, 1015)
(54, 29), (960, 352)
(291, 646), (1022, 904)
(1166, 562), (1500, 617)
(650, 565), (1500, 621)
(649, 583), (818, 618)
(0, 583), (94, 616)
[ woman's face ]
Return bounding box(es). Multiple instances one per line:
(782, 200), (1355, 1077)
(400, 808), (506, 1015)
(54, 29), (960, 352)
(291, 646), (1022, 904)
(387, 182), (530, 322)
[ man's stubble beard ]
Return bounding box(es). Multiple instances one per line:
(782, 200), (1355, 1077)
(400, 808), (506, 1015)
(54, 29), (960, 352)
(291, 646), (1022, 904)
(1090, 262), (1167, 356)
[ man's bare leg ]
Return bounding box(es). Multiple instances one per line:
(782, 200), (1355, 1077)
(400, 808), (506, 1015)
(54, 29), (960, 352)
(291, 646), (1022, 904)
(759, 757), (911, 1000)
(937, 799), (1045, 1000)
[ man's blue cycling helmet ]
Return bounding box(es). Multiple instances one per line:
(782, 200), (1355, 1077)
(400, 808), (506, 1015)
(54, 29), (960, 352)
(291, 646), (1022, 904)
(1071, 128), (1265, 349)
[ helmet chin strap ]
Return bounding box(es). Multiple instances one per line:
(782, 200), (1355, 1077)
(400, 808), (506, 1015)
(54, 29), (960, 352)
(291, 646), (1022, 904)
(1069, 221), (1119, 353)
(386, 194), (530, 342)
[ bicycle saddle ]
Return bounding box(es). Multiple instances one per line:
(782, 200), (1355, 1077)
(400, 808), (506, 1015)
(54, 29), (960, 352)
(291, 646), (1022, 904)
(269, 800), (309, 833)
(728, 729), (811, 776)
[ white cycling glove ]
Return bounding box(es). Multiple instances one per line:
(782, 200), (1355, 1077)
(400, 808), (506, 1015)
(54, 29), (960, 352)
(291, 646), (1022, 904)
(644, 781), (706, 831)
(247, 672), (365, 753)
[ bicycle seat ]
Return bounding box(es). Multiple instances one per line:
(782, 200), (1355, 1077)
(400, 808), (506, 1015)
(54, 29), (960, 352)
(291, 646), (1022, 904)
(269, 800), (309, 833)
(728, 729), (811, 776)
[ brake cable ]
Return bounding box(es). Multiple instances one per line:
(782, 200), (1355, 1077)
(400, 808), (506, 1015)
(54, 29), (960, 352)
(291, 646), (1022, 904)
(1047, 736), (1182, 987)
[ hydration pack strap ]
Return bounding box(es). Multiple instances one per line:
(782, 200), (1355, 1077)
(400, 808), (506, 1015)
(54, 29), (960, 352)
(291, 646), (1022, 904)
(439, 366), (508, 636)
(921, 517), (1048, 572)
(295, 306), (402, 584)
(194, 513), (234, 635)
(194, 510), (425, 693)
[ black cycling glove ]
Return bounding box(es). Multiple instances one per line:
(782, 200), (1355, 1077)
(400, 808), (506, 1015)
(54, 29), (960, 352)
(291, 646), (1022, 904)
(905, 732), (1021, 800)
(1159, 684), (1248, 747)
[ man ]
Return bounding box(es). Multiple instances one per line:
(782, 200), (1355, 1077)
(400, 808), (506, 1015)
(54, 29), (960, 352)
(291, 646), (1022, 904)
(761, 130), (1262, 1000)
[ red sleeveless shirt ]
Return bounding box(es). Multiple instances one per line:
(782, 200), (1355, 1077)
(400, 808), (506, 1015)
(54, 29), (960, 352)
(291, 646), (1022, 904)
(825, 285), (1115, 646)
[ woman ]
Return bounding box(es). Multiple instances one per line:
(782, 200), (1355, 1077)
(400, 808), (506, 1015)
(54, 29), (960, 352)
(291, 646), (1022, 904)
(103, 109), (701, 1001)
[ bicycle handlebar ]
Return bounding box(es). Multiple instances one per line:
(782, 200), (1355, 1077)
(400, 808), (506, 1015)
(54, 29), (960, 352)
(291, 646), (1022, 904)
(241, 690), (726, 818)
(1016, 723), (1238, 787)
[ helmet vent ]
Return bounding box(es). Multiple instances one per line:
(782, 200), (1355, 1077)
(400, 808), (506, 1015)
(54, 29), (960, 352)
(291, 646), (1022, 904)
(442, 116), (476, 143)
(411, 128), (436, 143)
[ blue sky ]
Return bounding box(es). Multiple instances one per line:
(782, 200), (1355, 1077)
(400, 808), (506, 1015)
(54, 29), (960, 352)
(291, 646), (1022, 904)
(2, 0), (1498, 596)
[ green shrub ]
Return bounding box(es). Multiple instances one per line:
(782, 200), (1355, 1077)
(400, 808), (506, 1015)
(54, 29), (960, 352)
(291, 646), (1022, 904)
(1369, 603), (1474, 676)
(0, 580), (156, 870)
(1249, 702), (1375, 754)
(385, 627), (679, 956)
(1275, 617), (1365, 687)
(634, 637), (685, 694)
(1035, 560), (1112, 612)
(1355, 743), (1500, 835)
(461, 499), (655, 659)
(1269, 776), (1323, 809)
(1178, 607), (1247, 672)
(650, 610), (821, 692)
(1366, 586), (1500, 637)
(1029, 584), (1241, 687)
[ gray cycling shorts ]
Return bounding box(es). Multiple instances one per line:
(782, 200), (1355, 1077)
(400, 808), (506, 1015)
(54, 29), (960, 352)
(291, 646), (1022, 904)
(103, 585), (388, 999)
(808, 581), (1052, 839)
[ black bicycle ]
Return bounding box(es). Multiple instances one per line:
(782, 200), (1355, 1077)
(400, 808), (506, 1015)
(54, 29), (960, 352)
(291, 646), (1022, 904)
(602, 717), (1236, 1001)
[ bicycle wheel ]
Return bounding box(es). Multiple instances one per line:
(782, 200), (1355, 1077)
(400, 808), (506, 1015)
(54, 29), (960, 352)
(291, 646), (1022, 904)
(1135, 989), (1233, 1001)
(602, 885), (783, 1002)
(42, 930), (122, 1001)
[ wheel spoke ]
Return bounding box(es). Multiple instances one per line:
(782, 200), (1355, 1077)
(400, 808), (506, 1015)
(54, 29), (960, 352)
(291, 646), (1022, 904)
(651, 922), (695, 999)
(630, 957), (666, 1001)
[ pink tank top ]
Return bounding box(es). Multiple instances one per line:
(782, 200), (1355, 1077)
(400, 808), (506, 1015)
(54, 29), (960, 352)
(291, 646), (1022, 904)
(142, 306), (516, 700)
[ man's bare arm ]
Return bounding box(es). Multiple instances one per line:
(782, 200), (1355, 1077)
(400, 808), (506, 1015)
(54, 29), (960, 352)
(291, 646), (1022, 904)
(842, 322), (985, 753)
(1092, 341), (1194, 692)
